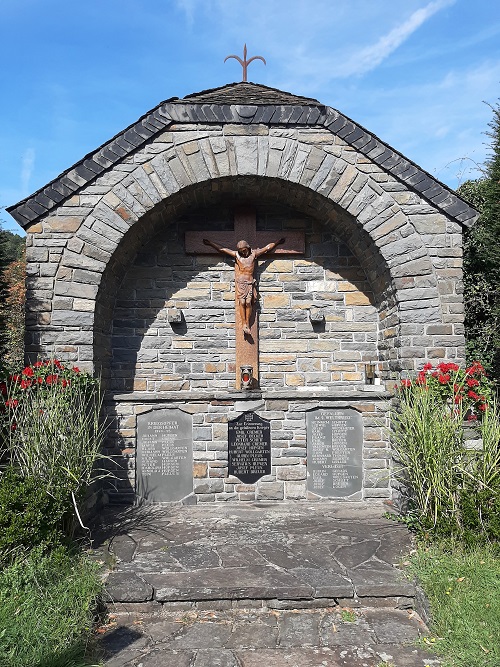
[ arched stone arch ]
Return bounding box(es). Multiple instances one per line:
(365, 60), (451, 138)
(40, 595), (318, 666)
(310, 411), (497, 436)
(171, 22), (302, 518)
(50, 132), (442, 377)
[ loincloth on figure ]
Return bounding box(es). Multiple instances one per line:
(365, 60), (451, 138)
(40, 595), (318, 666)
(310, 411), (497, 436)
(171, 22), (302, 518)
(235, 278), (256, 304)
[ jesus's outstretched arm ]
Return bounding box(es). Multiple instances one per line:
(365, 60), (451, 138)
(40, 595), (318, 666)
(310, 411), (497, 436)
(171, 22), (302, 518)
(203, 238), (237, 258)
(254, 238), (285, 258)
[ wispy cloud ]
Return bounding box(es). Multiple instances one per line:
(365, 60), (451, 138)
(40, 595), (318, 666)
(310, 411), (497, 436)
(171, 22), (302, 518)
(21, 148), (35, 196)
(341, 0), (456, 76)
(174, 0), (198, 27)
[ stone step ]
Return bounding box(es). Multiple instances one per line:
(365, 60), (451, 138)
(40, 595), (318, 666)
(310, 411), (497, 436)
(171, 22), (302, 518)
(104, 563), (416, 608)
(93, 504), (439, 666)
(98, 606), (440, 667)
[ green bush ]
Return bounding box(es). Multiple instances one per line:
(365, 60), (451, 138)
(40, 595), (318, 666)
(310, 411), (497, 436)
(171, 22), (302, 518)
(0, 546), (102, 667)
(0, 360), (108, 541)
(391, 361), (500, 543)
(0, 467), (72, 565)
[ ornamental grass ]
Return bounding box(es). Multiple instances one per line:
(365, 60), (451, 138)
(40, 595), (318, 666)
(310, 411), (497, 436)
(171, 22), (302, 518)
(0, 360), (108, 550)
(391, 361), (500, 543)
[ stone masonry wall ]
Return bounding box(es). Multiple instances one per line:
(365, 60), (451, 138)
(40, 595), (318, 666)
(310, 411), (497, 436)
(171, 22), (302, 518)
(110, 202), (377, 393)
(24, 123), (465, 379)
(104, 395), (390, 504)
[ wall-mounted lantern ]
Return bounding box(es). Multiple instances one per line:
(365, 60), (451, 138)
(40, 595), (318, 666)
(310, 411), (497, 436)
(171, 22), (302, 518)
(365, 363), (376, 385)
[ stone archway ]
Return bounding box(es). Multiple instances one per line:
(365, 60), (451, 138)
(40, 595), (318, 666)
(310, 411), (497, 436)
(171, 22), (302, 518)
(50, 129), (444, 378)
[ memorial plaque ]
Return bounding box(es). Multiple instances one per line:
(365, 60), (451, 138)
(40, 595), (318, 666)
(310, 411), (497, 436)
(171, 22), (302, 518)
(136, 408), (193, 502)
(228, 412), (271, 484)
(306, 408), (363, 497)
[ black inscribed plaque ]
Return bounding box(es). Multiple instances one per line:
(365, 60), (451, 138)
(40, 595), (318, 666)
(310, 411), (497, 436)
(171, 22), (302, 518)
(136, 408), (193, 502)
(306, 408), (363, 498)
(228, 412), (271, 484)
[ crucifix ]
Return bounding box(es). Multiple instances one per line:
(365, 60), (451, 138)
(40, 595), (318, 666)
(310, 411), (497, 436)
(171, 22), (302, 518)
(185, 207), (304, 389)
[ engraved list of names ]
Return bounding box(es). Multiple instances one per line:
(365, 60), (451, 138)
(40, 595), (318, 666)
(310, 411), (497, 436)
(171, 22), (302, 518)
(228, 412), (271, 484)
(306, 408), (363, 497)
(137, 408), (193, 503)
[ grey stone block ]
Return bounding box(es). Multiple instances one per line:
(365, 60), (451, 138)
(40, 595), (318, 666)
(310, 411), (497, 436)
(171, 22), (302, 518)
(194, 479), (224, 494)
(105, 572), (153, 602)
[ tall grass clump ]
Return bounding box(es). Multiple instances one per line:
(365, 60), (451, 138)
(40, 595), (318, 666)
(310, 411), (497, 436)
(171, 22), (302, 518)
(0, 359), (108, 556)
(390, 361), (499, 543)
(0, 359), (106, 666)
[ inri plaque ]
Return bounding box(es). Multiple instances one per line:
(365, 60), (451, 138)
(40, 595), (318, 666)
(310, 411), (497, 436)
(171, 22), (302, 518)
(306, 408), (363, 497)
(228, 412), (271, 484)
(136, 408), (193, 502)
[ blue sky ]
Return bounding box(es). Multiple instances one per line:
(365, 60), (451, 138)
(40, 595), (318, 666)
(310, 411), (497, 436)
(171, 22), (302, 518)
(1, 0), (499, 234)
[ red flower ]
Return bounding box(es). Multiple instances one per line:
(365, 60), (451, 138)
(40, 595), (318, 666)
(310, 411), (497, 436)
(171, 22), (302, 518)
(466, 378), (479, 387)
(423, 362), (433, 372)
(54, 360), (62, 369)
(479, 403), (487, 412)
(454, 395), (463, 403)
(438, 362), (459, 373)
(72, 367), (80, 373)
(5, 399), (19, 408)
(467, 390), (480, 400)
(0, 382), (6, 396)
(22, 367), (34, 377)
(45, 375), (59, 385)
(416, 372), (427, 386)
(467, 414), (478, 422)
(466, 361), (485, 376)
(438, 374), (451, 384)
(33, 361), (43, 368)
(20, 379), (32, 389)
(9, 375), (20, 382)
(400, 379), (412, 388)
(61, 379), (70, 388)
(37, 377), (43, 384)
(11, 423), (17, 431)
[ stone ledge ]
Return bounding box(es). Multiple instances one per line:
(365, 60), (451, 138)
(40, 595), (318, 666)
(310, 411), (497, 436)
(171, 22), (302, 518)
(106, 387), (391, 403)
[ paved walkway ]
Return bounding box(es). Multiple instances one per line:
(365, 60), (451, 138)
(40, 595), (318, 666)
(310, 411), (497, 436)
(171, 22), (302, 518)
(92, 502), (440, 666)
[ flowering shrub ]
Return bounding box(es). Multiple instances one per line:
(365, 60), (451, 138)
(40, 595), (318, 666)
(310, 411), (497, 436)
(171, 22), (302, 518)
(391, 361), (500, 543)
(0, 359), (107, 545)
(398, 361), (491, 421)
(1, 359), (88, 402)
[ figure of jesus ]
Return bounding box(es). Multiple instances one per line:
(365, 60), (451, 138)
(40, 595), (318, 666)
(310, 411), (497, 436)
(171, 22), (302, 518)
(203, 237), (285, 336)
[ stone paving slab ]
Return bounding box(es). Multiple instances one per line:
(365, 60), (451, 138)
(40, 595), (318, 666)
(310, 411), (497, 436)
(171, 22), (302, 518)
(93, 503), (441, 665)
(98, 607), (441, 666)
(94, 502), (417, 606)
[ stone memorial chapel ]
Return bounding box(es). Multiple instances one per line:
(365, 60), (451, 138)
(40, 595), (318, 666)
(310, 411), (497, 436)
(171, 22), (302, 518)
(8, 82), (477, 506)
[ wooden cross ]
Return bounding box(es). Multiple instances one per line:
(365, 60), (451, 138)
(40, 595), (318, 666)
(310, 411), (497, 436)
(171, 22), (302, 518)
(185, 207), (304, 389)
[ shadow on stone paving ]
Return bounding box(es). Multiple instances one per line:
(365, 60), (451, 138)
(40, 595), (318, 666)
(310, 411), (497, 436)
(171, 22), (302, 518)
(92, 502), (441, 666)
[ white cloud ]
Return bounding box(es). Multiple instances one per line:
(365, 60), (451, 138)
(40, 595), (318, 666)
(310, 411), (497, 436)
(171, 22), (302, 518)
(21, 148), (35, 196)
(340, 0), (456, 76)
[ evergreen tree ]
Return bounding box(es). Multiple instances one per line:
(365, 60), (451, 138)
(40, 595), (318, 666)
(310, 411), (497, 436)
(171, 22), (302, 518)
(458, 101), (500, 380)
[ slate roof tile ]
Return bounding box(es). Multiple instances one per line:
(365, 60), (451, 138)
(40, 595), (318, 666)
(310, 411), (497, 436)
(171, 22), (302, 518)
(182, 81), (321, 105)
(7, 81), (478, 228)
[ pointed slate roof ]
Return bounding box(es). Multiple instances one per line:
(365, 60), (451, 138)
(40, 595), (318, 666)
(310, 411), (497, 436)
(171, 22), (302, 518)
(182, 81), (321, 105)
(8, 82), (478, 228)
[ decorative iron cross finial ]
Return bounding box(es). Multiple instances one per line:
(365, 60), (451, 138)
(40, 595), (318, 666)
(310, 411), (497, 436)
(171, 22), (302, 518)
(224, 44), (266, 82)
